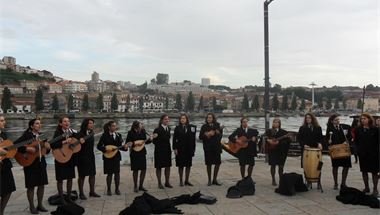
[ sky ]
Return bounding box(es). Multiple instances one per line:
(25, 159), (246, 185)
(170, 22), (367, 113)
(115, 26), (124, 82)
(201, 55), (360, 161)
(0, 0), (378, 88)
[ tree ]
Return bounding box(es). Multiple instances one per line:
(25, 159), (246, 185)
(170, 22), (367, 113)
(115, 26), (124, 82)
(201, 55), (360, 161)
(126, 94), (131, 112)
(175, 93), (182, 110)
(156, 73), (169, 85)
(342, 99), (347, 110)
(35, 87), (44, 112)
(138, 96), (144, 112)
(334, 99), (339, 110)
(1, 87), (12, 112)
(96, 93), (104, 112)
(185, 91), (195, 112)
(281, 94), (288, 111)
(52, 94), (59, 111)
(272, 93), (279, 111)
(325, 97), (332, 110)
(299, 99), (306, 111)
(252, 95), (260, 111)
(198, 96), (204, 112)
(67, 94), (74, 111)
(242, 93), (249, 112)
(357, 99), (363, 110)
(290, 95), (297, 111)
(271, 84), (282, 93)
(164, 96), (169, 110)
(317, 99), (324, 109)
(212, 96), (217, 111)
(82, 93), (89, 112)
(111, 94), (119, 112)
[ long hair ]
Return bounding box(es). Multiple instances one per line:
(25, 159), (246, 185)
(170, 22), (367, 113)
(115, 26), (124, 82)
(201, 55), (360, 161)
(103, 121), (115, 133)
(80, 118), (94, 134)
(24, 118), (39, 134)
(55, 115), (69, 132)
(130, 120), (141, 132)
(178, 113), (189, 125)
(272, 118), (281, 129)
(302, 113), (320, 127)
(158, 114), (169, 127)
(360, 112), (374, 127)
(327, 114), (339, 128)
(205, 113), (217, 124)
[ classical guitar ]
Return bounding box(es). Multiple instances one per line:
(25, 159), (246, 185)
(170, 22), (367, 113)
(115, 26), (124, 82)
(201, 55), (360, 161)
(0, 135), (44, 161)
(14, 138), (50, 167)
(265, 133), (291, 151)
(52, 132), (100, 163)
(220, 135), (248, 154)
(131, 133), (158, 152)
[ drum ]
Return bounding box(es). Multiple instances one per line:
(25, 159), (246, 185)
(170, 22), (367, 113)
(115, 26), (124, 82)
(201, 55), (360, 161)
(303, 148), (322, 182)
(328, 142), (351, 159)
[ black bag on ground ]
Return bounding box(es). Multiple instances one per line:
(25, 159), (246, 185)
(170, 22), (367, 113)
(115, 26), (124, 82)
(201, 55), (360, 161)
(226, 186), (242, 199)
(275, 173), (308, 196)
(50, 202), (85, 215)
(336, 186), (379, 208)
(226, 176), (255, 198)
(48, 191), (79, 205)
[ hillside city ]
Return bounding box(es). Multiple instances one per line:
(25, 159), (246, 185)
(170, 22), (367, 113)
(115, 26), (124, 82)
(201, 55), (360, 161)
(0, 56), (379, 115)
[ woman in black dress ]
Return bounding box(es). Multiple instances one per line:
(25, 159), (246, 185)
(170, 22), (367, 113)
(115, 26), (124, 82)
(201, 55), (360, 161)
(355, 113), (379, 196)
(228, 117), (259, 179)
(0, 115), (16, 215)
(199, 113), (223, 186)
(125, 121), (153, 192)
(265, 118), (290, 186)
(326, 114), (352, 190)
(173, 114), (196, 186)
(97, 121), (126, 196)
(50, 116), (79, 204)
(153, 114), (172, 189)
(77, 118), (100, 200)
(15, 119), (49, 213)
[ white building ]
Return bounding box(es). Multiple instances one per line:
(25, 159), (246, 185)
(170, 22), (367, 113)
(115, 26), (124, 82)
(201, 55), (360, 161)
(201, 78), (210, 86)
(48, 84), (63, 94)
(147, 81), (211, 94)
(62, 81), (88, 93)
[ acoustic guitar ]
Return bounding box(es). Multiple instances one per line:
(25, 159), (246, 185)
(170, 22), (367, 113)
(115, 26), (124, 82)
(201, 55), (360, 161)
(221, 136), (249, 154)
(103, 145), (125, 159)
(0, 136), (43, 161)
(265, 133), (291, 151)
(14, 139), (50, 167)
(131, 133), (158, 152)
(52, 132), (99, 163)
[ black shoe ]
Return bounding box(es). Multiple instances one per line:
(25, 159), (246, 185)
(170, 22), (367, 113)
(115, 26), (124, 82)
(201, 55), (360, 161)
(134, 187), (138, 193)
(180, 182), (184, 187)
(30, 207), (39, 214)
(212, 180), (222, 186)
(207, 181), (212, 186)
(363, 188), (370, 193)
(165, 183), (173, 188)
(79, 193), (87, 200)
(184, 181), (193, 186)
(139, 186), (148, 192)
(37, 206), (48, 212)
(115, 189), (121, 195)
(107, 190), (112, 196)
(158, 184), (164, 189)
(333, 184), (338, 190)
(89, 192), (101, 197)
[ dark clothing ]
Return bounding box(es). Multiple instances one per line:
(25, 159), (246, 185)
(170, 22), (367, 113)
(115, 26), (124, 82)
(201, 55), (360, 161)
(15, 131), (49, 188)
(354, 127), (379, 173)
(97, 132), (124, 174)
(153, 126), (172, 168)
(77, 131), (96, 177)
(126, 129), (151, 171)
(326, 124), (352, 168)
(199, 123), (223, 165)
(336, 186), (379, 208)
(173, 124), (196, 167)
(50, 128), (78, 181)
(228, 127), (258, 166)
(0, 131), (16, 197)
(265, 128), (291, 166)
(297, 125), (323, 168)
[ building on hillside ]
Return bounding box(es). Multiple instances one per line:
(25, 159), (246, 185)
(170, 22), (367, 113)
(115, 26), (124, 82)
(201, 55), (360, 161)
(62, 81), (88, 93)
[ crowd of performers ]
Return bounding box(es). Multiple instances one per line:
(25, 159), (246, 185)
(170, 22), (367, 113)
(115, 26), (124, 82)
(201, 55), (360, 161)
(0, 112), (379, 214)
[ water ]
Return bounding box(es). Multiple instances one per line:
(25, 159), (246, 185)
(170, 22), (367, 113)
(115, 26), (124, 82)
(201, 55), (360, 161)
(3, 116), (355, 165)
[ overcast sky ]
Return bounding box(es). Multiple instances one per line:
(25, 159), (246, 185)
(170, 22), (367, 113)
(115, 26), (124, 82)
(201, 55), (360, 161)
(0, 0), (378, 88)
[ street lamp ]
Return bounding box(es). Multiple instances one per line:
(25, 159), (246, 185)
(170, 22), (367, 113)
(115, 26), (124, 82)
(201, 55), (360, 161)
(264, 0), (274, 131)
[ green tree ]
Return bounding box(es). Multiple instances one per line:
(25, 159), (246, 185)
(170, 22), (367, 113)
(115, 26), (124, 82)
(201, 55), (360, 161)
(185, 91), (195, 112)
(212, 96), (217, 111)
(342, 99), (347, 110)
(126, 94), (131, 112)
(111, 94), (119, 112)
(156, 73), (169, 85)
(165, 96), (169, 110)
(290, 95), (297, 111)
(356, 99), (363, 110)
(299, 99), (306, 111)
(281, 94), (288, 111)
(252, 95), (260, 111)
(138, 96), (144, 112)
(325, 97), (332, 110)
(1, 87), (12, 111)
(175, 93), (182, 110)
(334, 99), (339, 110)
(52, 94), (59, 111)
(242, 93), (249, 112)
(35, 87), (44, 112)
(82, 93), (89, 112)
(317, 99), (324, 109)
(198, 96), (204, 112)
(67, 94), (74, 111)
(272, 93), (279, 111)
(96, 93), (104, 112)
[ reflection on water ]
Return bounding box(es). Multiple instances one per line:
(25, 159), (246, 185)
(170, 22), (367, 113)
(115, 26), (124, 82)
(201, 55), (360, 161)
(4, 116), (354, 165)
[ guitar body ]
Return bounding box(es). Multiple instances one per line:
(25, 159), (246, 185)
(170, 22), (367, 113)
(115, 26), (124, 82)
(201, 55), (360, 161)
(103, 145), (120, 159)
(0, 140), (17, 161)
(221, 136), (248, 154)
(14, 140), (49, 167)
(132, 140), (145, 152)
(52, 138), (78, 163)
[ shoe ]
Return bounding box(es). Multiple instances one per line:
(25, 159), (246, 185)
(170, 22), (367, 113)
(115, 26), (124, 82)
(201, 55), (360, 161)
(30, 207), (39, 214)
(362, 188), (370, 193)
(107, 190), (112, 196)
(180, 182), (184, 187)
(340, 184), (347, 190)
(37, 206), (48, 212)
(134, 187), (138, 193)
(333, 184), (338, 190)
(139, 186), (148, 192)
(207, 181), (212, 186)
(89, 192), (101, 197)
(158, 184), (164, 189)
(184, 181), (193, 186)
(272, 181), (277, 186)
(115, 189), (121, 195)
(79, 193), (87, 200)
(372, 190), (379, 197)
(212, 180), (222, 186)
(165, 183), (173, 188)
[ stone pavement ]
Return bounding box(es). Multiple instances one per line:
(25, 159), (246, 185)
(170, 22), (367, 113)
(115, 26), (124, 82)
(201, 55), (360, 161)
(4, 155), (379, 215)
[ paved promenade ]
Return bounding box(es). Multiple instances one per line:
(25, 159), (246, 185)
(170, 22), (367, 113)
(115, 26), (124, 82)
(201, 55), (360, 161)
(5, 155), (379, 215)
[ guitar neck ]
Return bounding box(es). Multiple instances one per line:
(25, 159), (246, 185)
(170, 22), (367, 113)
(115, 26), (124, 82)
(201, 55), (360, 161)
(7, 138), (35, 150)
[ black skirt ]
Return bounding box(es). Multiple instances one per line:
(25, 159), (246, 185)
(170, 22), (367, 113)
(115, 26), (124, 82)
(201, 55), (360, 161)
(77, 154), (96, 177)
(55, 159), (75, 181)
(268, 149), (288, 166)
(154, 152), (172, 169)
(175, 153), (193, 167)
(359, 155), (379, 173)
(130, 152), (147, 171)
(204, 150), (221, 165)
(103, 157), (120, 174)
(238, 150), (255, 166)
(24, 157), (48, 188)
(0, 161), (16, 197)
(331, 156), (352, 168)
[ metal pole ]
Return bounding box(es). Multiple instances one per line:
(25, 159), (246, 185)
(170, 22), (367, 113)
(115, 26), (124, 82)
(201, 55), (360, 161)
(361, 85), (366, 113)
(264, 0), (273, 132)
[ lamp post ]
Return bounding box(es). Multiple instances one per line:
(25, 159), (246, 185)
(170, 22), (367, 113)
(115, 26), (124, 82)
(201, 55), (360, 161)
(264, 0), (274, 131)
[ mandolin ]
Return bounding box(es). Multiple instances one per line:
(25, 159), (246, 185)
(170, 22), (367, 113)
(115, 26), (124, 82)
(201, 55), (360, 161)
(265, 133), (291, 151)
(131, 133), (158, 152)
(220, 135), (248, 154)
(103, 145), (125, 159)
(0, 136), (43, 161)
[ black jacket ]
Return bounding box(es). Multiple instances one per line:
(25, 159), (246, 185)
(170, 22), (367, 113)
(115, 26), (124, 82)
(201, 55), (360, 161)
(173, 124), (196, 157)
(228, 127), (259, 156)
(199, 123), (223, 152)
(97, 132), (125, 160)
(297, 125), (323, 148)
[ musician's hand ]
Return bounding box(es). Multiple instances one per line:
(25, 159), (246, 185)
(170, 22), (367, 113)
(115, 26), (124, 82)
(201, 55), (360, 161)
(126, 142), (133, 147)
(64, 138), (72, 144)
(123, 144), (129, 150)
(215, 130), (220, 135)
(0, 147), (6, 154)
(174, 149), (178, 156)
(80, 138), (85, 144)
(45, 143), (51, 150)
(251, 136), (257, 142)
(26, 147), (36, 153)
(328, 140), (332, 144)
(304, 145), (310, 149)
(318, 143), (323, 150)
